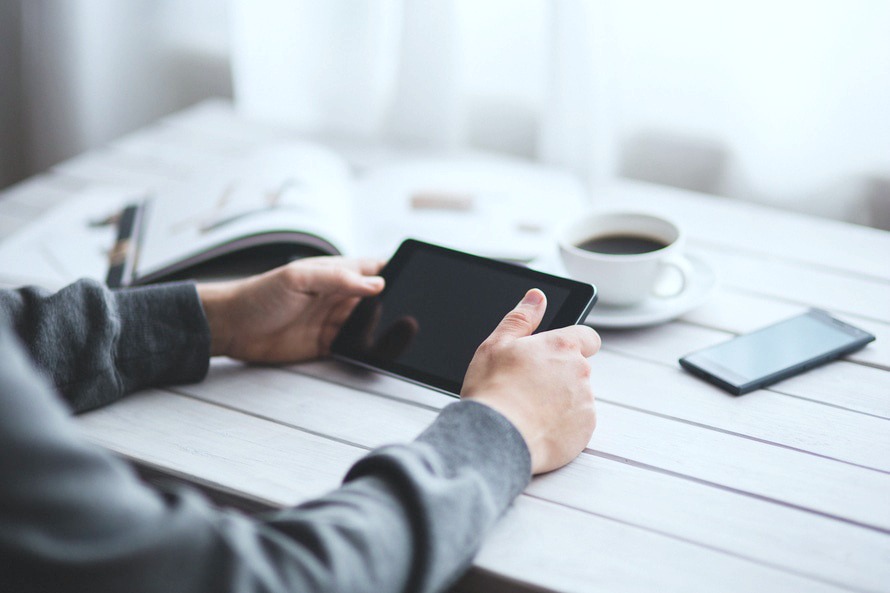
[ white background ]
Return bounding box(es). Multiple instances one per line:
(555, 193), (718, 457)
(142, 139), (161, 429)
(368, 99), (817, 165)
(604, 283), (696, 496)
(2, 0), (889, 229)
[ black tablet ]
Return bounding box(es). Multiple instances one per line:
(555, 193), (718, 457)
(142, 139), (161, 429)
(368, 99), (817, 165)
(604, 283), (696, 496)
(331, 239), (597, 396)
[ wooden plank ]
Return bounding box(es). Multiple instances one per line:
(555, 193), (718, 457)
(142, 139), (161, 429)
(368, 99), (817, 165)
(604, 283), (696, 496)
(683, 287), (890, 369)
(161, 99), (294, 147)
(187, 360), (890, 531)
(599, 322), (731, 366)
(77, 385), (852, 593)
(287, 360), (456, 411)
(52, 148), (186, 188)
(0, 214), (72, 287)
(683, 285), (808, 331)
(0, 213), (29, 240)
(75, 389), (366, 507)
(114, 120), (247, 153)
(111, 123), (252, 171)
(0, 194), (47, 221)
(591, 400), (890, 531)
(769, 361), (890, 419)
(173, 360), (436, 448)
(294, 356), (890, 479)
(0, 260), (67, 289)
(599, 322), (890, 419)
(178, 363), (890, 591)
(475, 497), (848, 593)
(704, 249), (890, 322)
(605, 179), (890, 282)
(526, 455), (890, 593)
(590, 350), (890, 472)
(0, 174), (76, 210)
(0, 174), (81, 239)
(0, 188), (132, 285)
(0, 175), (93, 280)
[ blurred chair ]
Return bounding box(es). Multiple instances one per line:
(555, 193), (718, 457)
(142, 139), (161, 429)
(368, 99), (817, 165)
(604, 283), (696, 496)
(619, 130), (728, 196)
(230, 0), (615, 186)
(864, 176), (890, 231)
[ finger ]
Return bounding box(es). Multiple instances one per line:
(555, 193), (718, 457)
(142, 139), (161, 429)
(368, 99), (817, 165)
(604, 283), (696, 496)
(299, 256), (387, 276)
(352, 258), (387, 276)
(287, 265), (384, 296)
(544, 324), (602, 358)
(487, 288), (547, 343)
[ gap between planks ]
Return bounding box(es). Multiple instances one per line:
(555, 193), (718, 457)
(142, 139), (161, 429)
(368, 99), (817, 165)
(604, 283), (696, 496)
(163, 358), (880, 588)
(281, 360), (890, 530)
(597, 322), (890, 419)
(520, 490), (881, 593)
(76, 388), (876, 586)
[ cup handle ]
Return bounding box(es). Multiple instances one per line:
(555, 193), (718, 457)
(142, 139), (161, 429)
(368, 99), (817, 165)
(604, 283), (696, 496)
(652, 255), (694, 298)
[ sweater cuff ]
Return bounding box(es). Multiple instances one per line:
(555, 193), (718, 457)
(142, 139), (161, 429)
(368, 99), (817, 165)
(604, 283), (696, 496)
(112, 282), (211, 394)
(416, 400), (532, 506)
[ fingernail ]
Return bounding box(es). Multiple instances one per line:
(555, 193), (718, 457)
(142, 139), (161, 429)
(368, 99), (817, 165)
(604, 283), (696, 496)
(521, 289), (544, 306)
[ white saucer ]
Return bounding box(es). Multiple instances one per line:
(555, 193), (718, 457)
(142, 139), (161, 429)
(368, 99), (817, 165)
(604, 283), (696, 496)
(532, 252), (717, 329)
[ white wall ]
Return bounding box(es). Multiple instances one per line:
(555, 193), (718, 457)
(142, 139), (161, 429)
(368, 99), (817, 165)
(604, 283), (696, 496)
(0, 0), (25, 188)
(606, 0), (890, 225)
(9, 0), (232, 178)
(3, 0), (890, 230)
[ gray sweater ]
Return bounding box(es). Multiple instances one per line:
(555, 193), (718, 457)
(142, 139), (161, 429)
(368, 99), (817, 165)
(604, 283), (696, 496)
(0, 280), (531, 593)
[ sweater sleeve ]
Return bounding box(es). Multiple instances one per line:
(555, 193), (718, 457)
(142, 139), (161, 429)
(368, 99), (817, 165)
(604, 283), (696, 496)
(0, 279), (210, 412)
(0, 324), (531, 593)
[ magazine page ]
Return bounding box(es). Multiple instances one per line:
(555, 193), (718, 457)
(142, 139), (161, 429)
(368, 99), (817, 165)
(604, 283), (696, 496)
(136, 142), (354, 280)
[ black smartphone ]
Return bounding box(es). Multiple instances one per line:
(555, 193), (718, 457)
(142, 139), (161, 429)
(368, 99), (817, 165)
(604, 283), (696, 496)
(679, 310), (875, 395)
(331, 239), (597, 396)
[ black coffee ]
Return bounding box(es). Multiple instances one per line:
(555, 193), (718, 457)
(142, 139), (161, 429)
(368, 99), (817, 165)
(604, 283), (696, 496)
(576, 234), (668, 255)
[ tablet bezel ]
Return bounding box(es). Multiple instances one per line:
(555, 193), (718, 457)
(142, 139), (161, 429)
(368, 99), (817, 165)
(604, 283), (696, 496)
(331, 239), (597, 396)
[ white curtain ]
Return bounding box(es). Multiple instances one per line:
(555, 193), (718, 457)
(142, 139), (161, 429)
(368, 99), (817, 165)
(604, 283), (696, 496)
(14, 0), (231, 175)
(6, 0), (890, 228)
(231, 0), (616, 186)
(231, 0), (890, 228)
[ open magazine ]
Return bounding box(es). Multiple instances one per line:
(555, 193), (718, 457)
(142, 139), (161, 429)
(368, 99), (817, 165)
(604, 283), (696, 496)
(0, 141), (588, 288)
(109, 141), (591, 286)
(109, 143), (353, 286)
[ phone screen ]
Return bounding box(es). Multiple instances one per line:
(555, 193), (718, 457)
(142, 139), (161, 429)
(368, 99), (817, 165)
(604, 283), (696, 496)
(680, 310), (874, 394)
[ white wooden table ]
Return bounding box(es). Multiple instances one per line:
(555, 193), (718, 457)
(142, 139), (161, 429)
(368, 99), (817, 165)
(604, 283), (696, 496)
(1, 100), (888, 593)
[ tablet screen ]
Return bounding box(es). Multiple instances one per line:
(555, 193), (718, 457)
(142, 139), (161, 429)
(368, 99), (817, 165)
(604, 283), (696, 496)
(331, 239), (596, 395)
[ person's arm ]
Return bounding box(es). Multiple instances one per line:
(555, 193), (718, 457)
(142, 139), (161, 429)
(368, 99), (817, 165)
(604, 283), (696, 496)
(1, 259), (599, 592)
(0, 325), (529, 593)
(0, 280), (211, 412)
(0, 257), (386, 413)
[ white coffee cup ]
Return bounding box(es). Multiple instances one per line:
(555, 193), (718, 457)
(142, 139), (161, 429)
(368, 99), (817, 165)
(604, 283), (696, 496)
(558, 211), (694, 307)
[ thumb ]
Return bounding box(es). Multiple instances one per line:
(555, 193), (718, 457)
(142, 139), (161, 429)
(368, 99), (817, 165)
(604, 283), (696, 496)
(488, 289), (547, 343)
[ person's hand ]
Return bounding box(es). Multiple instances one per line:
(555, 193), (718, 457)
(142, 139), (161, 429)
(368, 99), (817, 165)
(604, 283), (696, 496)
(196, 257), (385, 363)
(461, 289), (600, 474)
